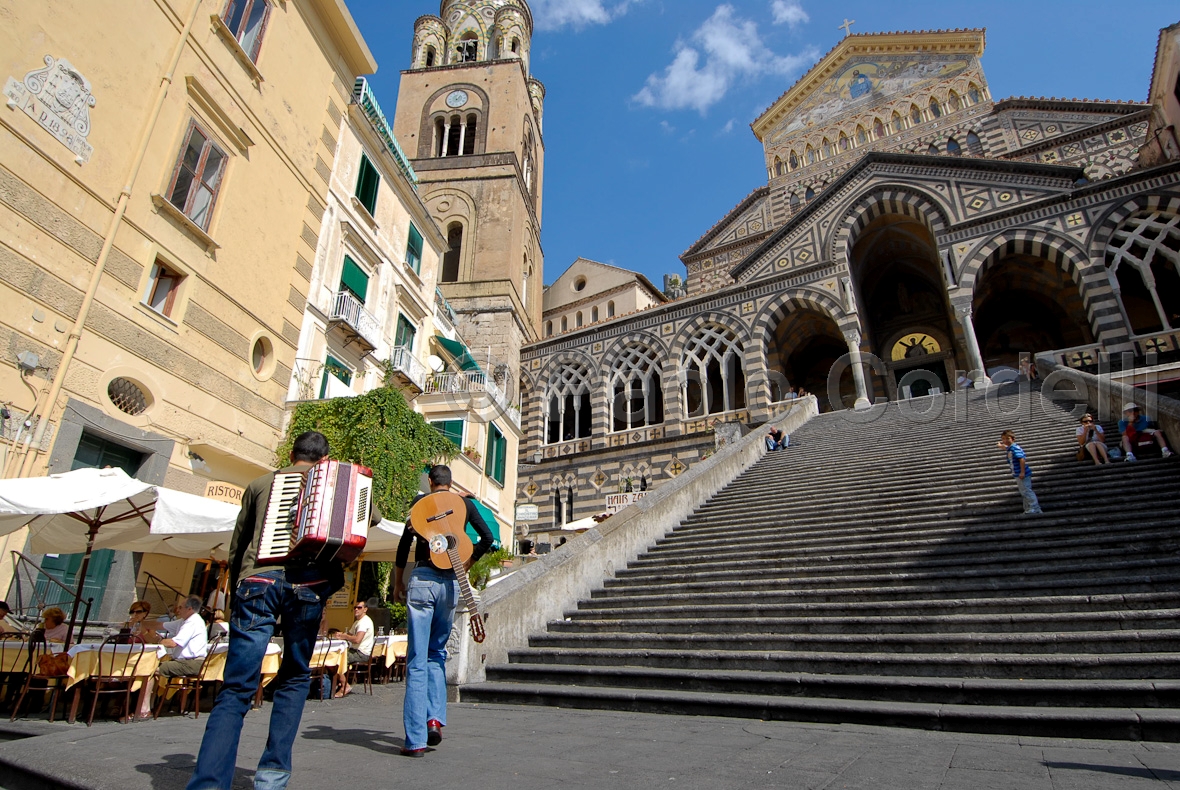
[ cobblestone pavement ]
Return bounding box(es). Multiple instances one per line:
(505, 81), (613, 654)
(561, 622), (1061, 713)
(1, 685), (1178, 789)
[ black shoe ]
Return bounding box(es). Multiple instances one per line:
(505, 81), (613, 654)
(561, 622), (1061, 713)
(427, 719), (443, 746)
(400, 748), (426, 758)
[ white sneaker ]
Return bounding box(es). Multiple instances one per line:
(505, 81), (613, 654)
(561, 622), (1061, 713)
(1164, 448), (1174, 459)
(1125, 452), (1137, 462)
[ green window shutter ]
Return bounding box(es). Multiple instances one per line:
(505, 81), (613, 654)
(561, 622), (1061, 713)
(485, 422), (506, 485)
(406, 223), (423, 274)
(395, 314), (416, 350)
(355, 154), (380, 215)
(340, 255), (369, 303)
(430, 419), (464, 449)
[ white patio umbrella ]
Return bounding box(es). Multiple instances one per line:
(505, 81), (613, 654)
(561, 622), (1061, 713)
(357, 519), (406, 562)
(0, 467), (157, 646)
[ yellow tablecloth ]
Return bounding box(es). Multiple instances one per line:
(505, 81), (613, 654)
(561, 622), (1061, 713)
(308, 639), (348, 673)
(0, 642), (30, 674)
(372, 636), (406, 669)
(65, 644), (163, 691)
(201, 643), (282, 686)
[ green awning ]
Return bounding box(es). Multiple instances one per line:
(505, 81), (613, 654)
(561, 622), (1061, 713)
(467, 498), (502, 551)
(434, 335), (482, 372)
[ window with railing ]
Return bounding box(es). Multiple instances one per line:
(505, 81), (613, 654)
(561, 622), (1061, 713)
(340, 255), (369, 304)
(395, 314), (416, 351)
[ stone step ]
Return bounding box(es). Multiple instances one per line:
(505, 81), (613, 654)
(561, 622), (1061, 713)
(526, 628), (1180, 655)
(570, 591), (1180, 620)
(460, 681), (1180, 740)
(503, 645), (1180, 680)
(481, 664), (1180, 709)
(547, 608), (1180, 636)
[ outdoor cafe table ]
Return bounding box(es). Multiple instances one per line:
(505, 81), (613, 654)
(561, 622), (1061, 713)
(309, 638), (349, 674)
(372, 635), (407, 669)
(200, 641), (282, 685)
(64, 642), (164, 723)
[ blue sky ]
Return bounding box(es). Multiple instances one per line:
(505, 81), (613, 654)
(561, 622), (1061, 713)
(349, 1), (1179, 288)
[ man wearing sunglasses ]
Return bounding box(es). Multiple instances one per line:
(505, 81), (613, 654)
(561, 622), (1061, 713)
(332, 600), (374, 697)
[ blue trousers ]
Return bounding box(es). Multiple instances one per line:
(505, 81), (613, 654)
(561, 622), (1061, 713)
(403, 565), (459, 750)
(186, 569), (330, 790)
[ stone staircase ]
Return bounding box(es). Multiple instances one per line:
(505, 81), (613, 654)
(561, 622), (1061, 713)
(463, 384), (1180, 740)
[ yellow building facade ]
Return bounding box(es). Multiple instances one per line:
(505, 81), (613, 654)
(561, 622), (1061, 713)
(0, 0), (376, 620)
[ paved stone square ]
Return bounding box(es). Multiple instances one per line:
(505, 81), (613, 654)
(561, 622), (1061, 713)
(1, 686), (1178, 789)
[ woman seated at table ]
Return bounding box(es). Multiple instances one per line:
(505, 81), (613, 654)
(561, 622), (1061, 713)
(123, 601), (152, 641)
(41, 607), (68, 642)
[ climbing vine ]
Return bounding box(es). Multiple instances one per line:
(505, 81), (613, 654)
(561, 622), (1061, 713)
(278, 382), (458, 615)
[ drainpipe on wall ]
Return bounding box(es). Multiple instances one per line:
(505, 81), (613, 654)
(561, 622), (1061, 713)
(15, 0), (206, 478)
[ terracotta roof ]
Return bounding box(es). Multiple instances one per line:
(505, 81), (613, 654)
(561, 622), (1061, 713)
(682, 186), (770, 258)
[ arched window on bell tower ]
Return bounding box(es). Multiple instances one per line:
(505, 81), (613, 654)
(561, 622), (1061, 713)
(425, 46), (436, 68)
(441, 222), (463, 282)
(457, 33), (479, 63)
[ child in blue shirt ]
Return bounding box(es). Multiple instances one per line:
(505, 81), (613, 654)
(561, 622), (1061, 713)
(997, 430), (1043, 515)
(1118, 402), (1173, 462)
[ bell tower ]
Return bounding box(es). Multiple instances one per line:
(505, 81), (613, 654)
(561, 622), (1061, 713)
(393, 0), (545, 385)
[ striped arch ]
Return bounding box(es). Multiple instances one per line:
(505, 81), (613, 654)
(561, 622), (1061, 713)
(538, 349), (602, 445)
(517, 367), (542, 456)
(828, 185), (953, 266)
(601, 330), (669, 370)
(748, 290), (851, 413)
(668, 311), (753, 359)
(959, 227), (1116, 346)
(1087, 192), (1180, 264)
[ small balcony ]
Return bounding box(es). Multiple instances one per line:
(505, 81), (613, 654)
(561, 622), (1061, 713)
(327, 290), (381, 352)
(425, 371), (520, 428)
(387, 346), (427, 394)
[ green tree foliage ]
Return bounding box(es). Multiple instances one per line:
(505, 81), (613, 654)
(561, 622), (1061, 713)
(278, 385), (457, 523)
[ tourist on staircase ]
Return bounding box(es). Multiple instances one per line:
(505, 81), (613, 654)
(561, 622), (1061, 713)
(1076, 413), (1110, 465)
(1118, 403), (1173, 462)
(997, 430), (1043, 515)
(765, 427), (786, 451)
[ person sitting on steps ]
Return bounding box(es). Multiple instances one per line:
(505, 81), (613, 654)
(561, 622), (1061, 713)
(765, 427), (786, 451)
(1076, 413), (1110, 465)
(1119, 402), (1173, 462)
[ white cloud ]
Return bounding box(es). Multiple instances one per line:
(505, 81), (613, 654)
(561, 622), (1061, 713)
(719, 119), (736, 135)
(532, 0), (636, 31)
(634, 5), (814, 114)
(771, 1), (809, 28)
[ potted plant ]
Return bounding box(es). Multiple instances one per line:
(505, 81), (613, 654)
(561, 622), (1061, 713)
(463, 445), (482, 464)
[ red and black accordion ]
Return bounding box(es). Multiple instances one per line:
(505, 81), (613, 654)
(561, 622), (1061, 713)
(259, 459), (372, 564)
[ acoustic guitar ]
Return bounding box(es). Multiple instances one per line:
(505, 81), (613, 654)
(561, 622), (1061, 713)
(408, 491), (486, 643)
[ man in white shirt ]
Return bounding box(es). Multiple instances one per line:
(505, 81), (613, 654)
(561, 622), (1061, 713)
(149, 595), (210, 676)
(333, 600), (374, 697)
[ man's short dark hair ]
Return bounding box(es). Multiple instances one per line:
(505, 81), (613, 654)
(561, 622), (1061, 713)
(0, 600), (9, 614)
(429, 464), (452, 487)
(291, 431), (330, 463)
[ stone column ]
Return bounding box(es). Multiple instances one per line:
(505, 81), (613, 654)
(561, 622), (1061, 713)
(843, 329), (872, 411)
(955, 304), (992, 386)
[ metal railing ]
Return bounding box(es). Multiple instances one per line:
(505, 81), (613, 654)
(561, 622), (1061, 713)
(330, 290), (381, 349)
(435, 288), (459, 333)
(7, 551), (93, 648)
(425, 372), (520, 427)
(388, 346), (427, 392)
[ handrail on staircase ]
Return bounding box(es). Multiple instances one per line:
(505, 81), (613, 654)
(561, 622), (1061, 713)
(6, 550), (93, 648)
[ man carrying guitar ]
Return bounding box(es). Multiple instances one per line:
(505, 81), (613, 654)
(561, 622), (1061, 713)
(394, 464), (494, 757)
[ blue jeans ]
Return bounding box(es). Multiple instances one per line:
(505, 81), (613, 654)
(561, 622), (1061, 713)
(186, 568), (330, 790)
(1016, 475), (1042, 514)
(403, 566), (459, 750)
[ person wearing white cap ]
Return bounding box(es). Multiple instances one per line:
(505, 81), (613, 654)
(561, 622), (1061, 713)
(1118, 402), (1173, 462)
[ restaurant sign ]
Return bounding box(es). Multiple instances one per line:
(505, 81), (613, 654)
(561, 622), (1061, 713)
(604, 491), (647, 514)
(204, 481), (245, 505)
(515, 503), (539, 522)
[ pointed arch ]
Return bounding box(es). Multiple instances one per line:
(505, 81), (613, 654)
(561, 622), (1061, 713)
(856, 125), (868, 145)
(929, 97), (942, 118)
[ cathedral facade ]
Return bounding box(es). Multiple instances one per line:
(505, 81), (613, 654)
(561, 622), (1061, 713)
(516, 28), (1180, 543)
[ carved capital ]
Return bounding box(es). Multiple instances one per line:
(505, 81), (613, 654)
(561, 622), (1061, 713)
(843, 329), (861, 348)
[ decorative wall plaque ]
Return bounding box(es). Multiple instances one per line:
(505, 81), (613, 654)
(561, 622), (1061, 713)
(4, 55), (96, 164)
